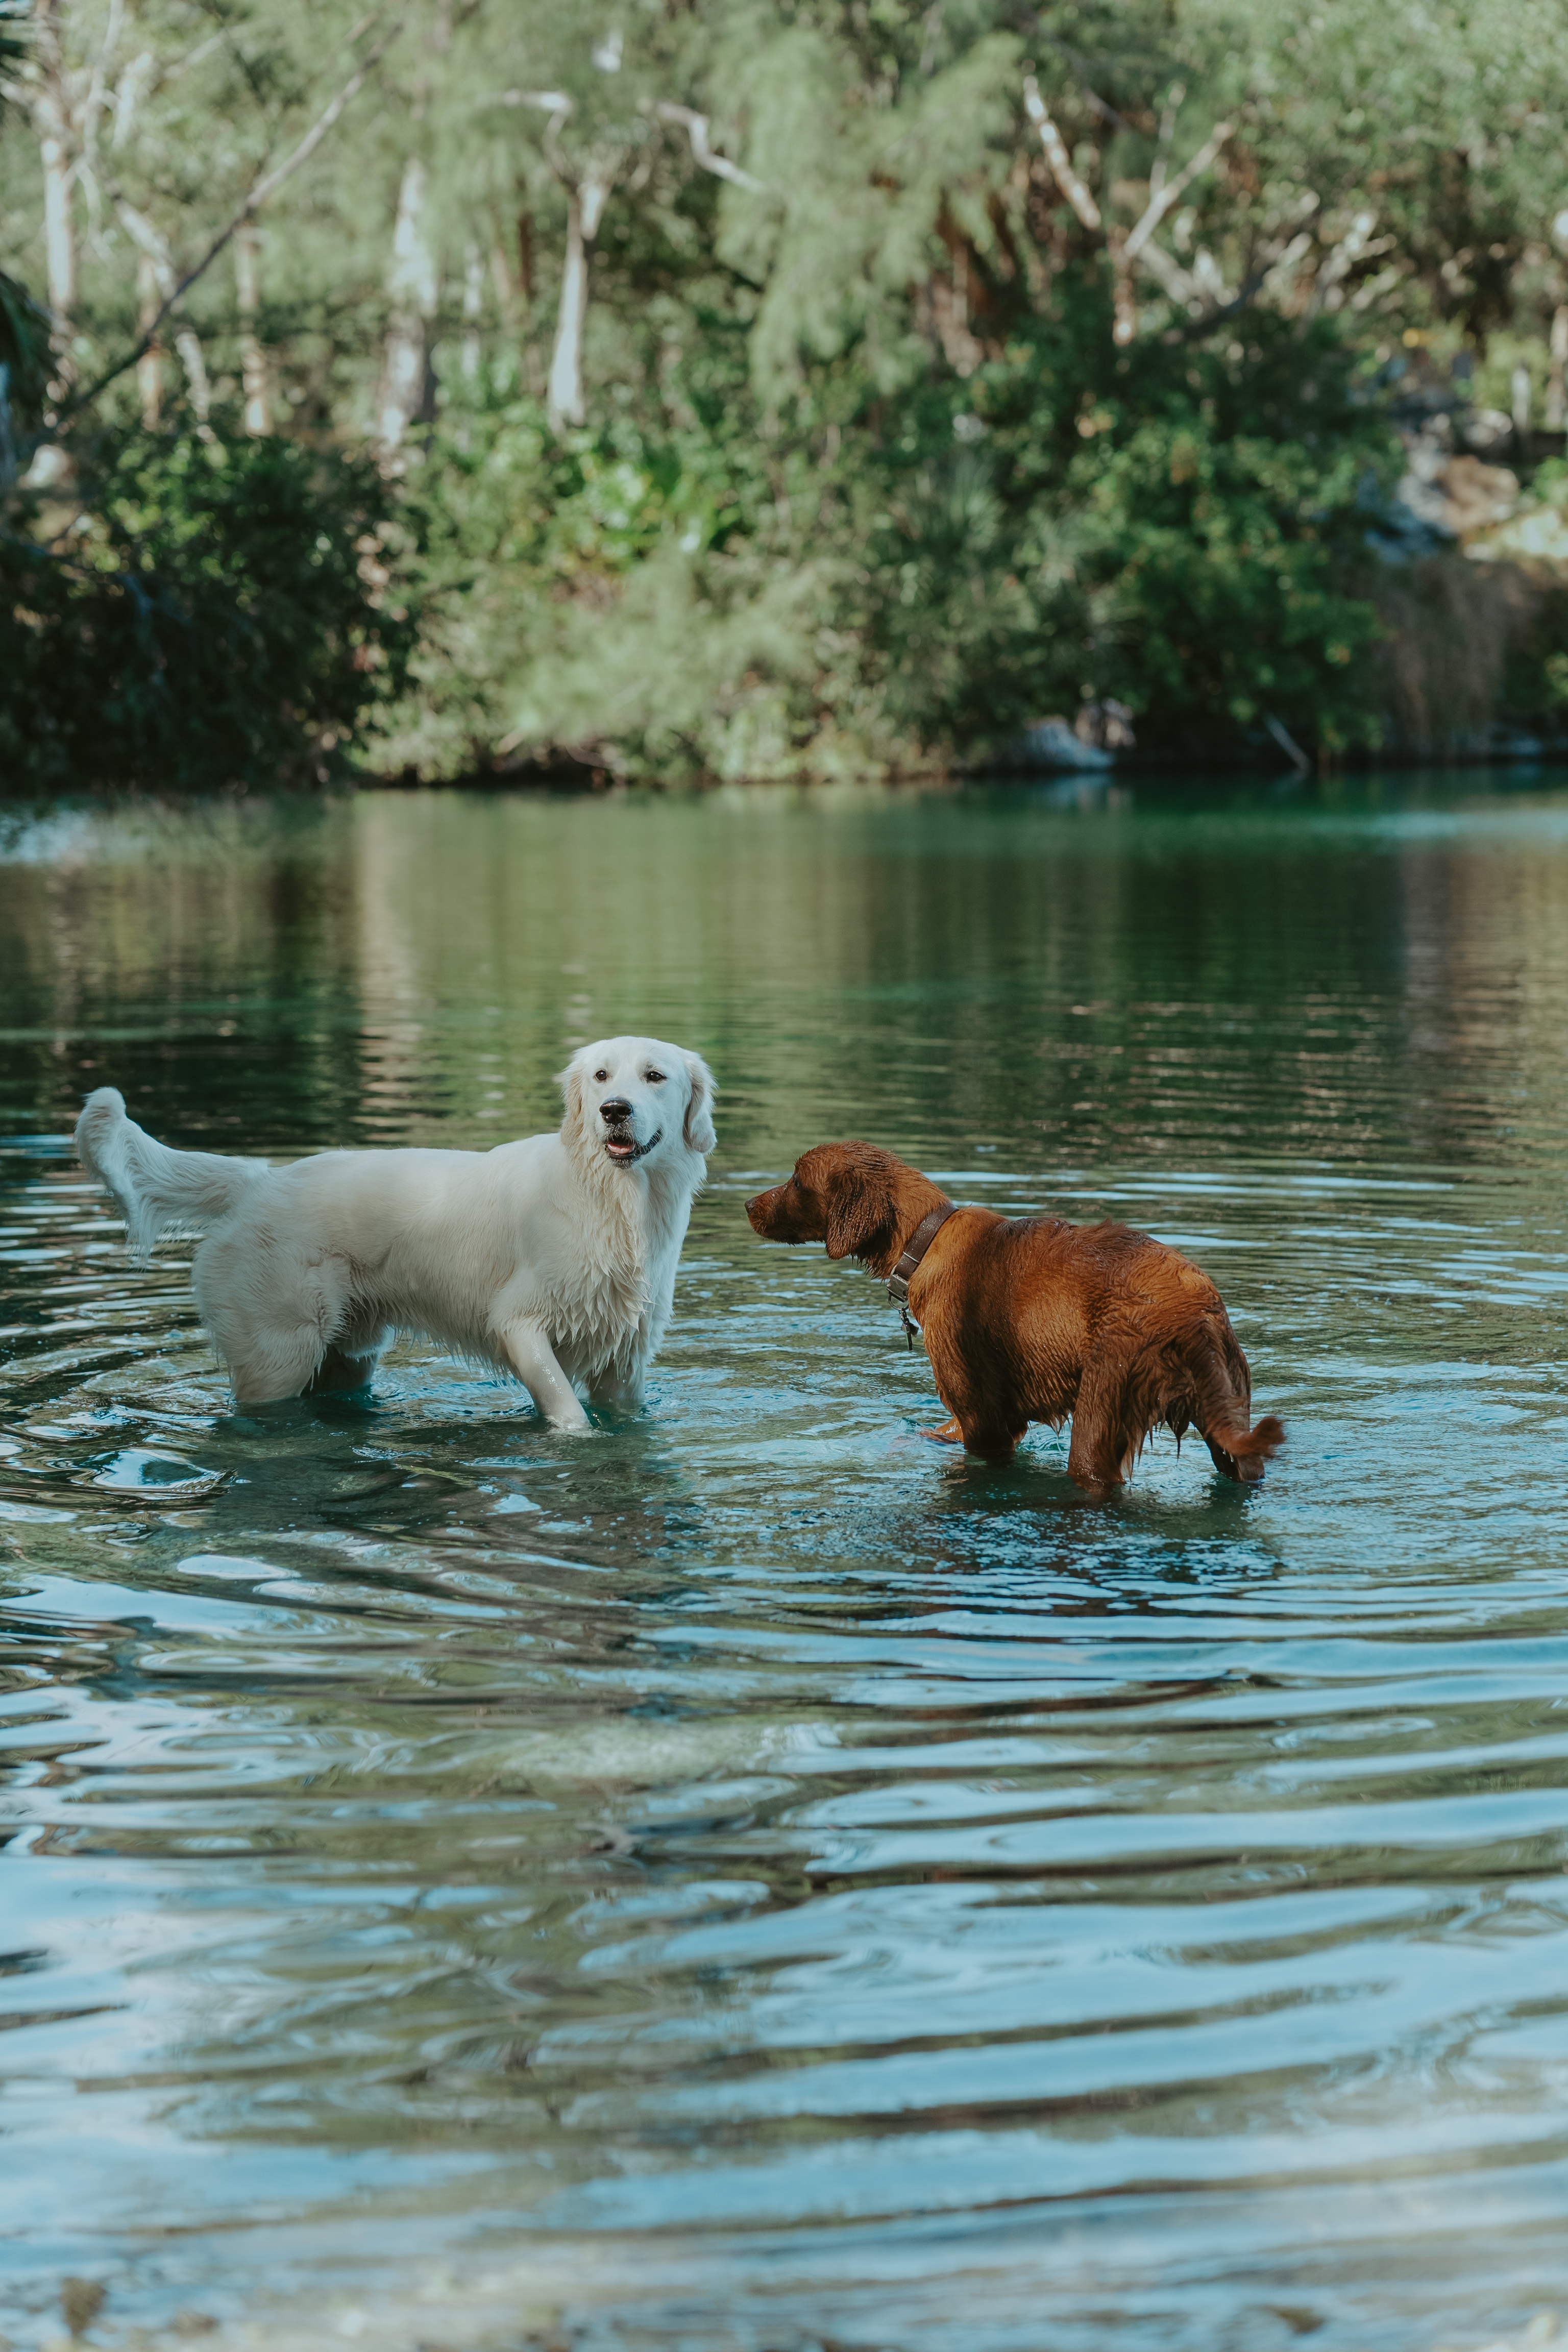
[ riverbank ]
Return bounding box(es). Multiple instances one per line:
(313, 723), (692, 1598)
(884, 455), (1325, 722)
(361, 525), (1568, 794)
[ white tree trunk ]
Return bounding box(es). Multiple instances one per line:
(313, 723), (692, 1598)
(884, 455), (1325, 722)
(377, 156), (439, 453)
(173, 327), (211, 425)
(1512, 362), (1532, 438)
(546, 173), (610, 433)
(235, 226), (272, 433)
(136, 248), (162, 427)
(116, 200), (212, 427)
(1547, 306), (1568, 433)
(32, 0), (77, 395)
(461, 240), (484, 381)
(41, 132), (76, 324)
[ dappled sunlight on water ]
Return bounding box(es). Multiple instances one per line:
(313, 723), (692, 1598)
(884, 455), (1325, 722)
(2, 777), (1568, 2350)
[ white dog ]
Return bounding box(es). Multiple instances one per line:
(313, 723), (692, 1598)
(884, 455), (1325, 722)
(74, 1037), (716, 1427)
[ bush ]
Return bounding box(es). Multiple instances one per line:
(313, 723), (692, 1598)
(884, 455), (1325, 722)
(2, 422), (422, 792)
(381, 300), (1400, 781)
(855, 303), (1399, 759)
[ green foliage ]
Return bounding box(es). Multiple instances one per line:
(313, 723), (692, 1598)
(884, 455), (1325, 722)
(382, 359), (843, 780)
(2, 424), (420, 790)
(849, 306), (1395, 755)
(380, 297), (1395, 779)
(5, 0), (1568, 787)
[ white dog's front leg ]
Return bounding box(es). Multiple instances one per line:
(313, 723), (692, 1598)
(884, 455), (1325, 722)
(501, 1321), (591, 1432)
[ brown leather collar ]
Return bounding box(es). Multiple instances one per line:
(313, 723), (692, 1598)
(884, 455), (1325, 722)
(886, 1202), (958, 1303)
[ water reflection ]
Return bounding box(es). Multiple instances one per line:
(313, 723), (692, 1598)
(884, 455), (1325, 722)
(2, 777), (1568, 2349)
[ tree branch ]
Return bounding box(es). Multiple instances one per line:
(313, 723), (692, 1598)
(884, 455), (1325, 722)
(1129, 233), (1196, 306)
(492, 87), (575, 175)
(495, 88), (574, 115)
(58, 20), (402, 423)
(1147, 82), (1184, 201)
(651, 101), (764, 192)
(1021, 75), (1100, 232)
(1163, 271), (1266, 343)
(1123, 118), (1232, 264)
(1033, 35), (1136, 133)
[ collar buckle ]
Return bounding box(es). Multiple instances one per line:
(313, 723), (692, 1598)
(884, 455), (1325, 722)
(882, 1202), (958, 1342)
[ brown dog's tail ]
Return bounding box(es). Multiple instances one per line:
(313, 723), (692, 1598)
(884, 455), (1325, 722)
(1209, 1411), (1285, 1483)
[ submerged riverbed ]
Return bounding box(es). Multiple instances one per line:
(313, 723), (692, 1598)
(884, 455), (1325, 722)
(3, 777), (1567, 2352)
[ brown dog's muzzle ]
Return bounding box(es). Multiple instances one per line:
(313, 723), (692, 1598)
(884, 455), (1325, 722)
(746, 1179), (822, 1242)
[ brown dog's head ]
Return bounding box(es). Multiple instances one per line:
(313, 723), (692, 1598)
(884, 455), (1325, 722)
(746, 1141), (925, 1276)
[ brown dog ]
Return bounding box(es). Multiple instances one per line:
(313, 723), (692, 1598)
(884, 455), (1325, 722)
(746, 1142), (1284, 1493)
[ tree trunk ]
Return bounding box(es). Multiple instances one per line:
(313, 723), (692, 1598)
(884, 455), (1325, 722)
(235, 226), (272, 433)
(546, 173), (610, 433)
(32, 0), (77, 396)
(1109, 237), (1136, 346)
(1547, 307), (1567, 433)
(117, 201), (212, 428)
(173, 327), (212, 426)
(378, 156), (438, 453)
(136, 249), (163, 428)
(461, 240), (484, 382)
(0, 366), (17, 495)
(40, 131), (76, 327)
(1511, 362), (1532, 439)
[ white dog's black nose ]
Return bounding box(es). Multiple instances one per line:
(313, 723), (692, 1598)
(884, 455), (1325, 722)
(599, 1097), (632, 1124)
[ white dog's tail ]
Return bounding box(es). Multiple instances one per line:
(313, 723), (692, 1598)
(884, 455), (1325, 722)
(75, 1087), (269, 1257)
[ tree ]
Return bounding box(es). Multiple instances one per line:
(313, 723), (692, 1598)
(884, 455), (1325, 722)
(4, 0), (1565, 790)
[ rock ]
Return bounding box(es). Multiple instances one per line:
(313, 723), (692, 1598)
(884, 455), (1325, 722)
(1465, 500), (1568, 569)
(1073, 698), (1137, 752)
(1440, 454), (1520, 534)
(998, 717), (1114, 772)
(1462, 406), (1515, 454)
(60, 2277), (107, 2337)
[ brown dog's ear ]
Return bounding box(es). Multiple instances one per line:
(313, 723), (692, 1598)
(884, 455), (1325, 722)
(682, 1054), (717, 1155)
(823, 1156), (895, 1263)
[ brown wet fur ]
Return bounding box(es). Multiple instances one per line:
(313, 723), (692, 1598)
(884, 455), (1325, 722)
(746, 1141), (1284, 1497)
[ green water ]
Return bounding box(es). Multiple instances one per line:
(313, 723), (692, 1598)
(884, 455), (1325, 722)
(2, 779), (1567, 2350)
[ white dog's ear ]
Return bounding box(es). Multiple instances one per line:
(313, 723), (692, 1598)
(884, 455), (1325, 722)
(556, 1053), (587, 1144)
(682, 1054), (717, 1155)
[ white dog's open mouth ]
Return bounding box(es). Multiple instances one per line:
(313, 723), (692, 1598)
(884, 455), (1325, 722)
(605, 1128), (663, 1164)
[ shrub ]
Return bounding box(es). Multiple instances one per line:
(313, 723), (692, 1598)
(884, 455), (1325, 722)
(856, 304), (1399, 759)
(2, 422), (422, 793)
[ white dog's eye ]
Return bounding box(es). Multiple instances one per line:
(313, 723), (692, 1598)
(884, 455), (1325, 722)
(594, 1068), (609, 1083)
(646, 1069), (666, 1084)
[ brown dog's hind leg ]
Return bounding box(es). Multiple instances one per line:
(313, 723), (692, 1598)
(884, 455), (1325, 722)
(1067, 1425), (1129, 1493)
(968, 1418), (1025, 1461)
(1067, 1363), (1138, 1494)
(923, 1414), (1022, 1459)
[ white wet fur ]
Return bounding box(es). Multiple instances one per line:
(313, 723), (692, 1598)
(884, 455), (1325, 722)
(73, 1038), (717, 1426)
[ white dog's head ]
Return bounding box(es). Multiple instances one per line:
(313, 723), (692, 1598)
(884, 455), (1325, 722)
(558, 1037), (717, 1172)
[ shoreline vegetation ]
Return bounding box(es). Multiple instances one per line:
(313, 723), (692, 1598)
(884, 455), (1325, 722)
(4, 1), (1568, 794)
